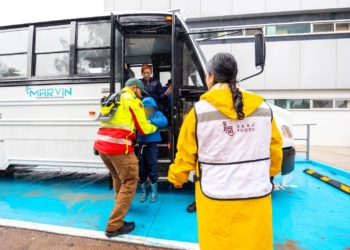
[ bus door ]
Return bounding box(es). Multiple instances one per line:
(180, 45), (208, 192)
(171, 14), (207, 163)
(112, 13), (174, 179)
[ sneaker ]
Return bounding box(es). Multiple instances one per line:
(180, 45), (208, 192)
(105, 221), (135, 238)
(186, 201), (196, 213)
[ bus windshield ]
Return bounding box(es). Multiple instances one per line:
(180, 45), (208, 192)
(191, 36), (207, 65)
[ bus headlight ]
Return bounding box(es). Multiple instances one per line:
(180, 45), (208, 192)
(281, 125), (293, 138)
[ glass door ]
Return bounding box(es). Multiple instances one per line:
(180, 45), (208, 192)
(171, 15), (207, 160)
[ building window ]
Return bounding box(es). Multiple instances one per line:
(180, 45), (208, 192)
(335, 100), (349, 108)
(265, 99), (274, 105)
(225, 29), (243, 37)
(290, 99), (310, 109)
(336, 23), (350, 31)
(35, 26), (70, 76)
(274, 99), (288, 109)
(266, 23), (311, 35)
(193, 29), (226, 39)
(267, 99), (349, 109)
(313, 23), (334, 33)
(312, 100), (333, 108)
(77, 22), (111, 74)
(0, 29), (28, 78)
(266, 99), (310, 109)
(245, 28), (263, 36)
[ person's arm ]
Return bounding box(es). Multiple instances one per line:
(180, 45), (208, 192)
(168, 108), (197, 187)
(269, 117), (283, 177)
(150, 111), (168, 128)
(156, 81), (167, 100)
(129, 100), (157, 135)
(124, 68), (129, 83)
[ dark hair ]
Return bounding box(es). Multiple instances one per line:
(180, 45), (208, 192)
(206, 53), (244, 120)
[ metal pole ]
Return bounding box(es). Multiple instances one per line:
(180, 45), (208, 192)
(170, 13), (176, 162)
(69, 21), (77, 77)
(110, 13), (116, 93)
(306, 124), (310, 160)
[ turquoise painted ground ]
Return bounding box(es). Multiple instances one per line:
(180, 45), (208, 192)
(0, 158), (349, 249)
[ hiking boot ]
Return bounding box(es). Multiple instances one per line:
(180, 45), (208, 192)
(186, 201), (196, 213)
(140, 182), (148, 202)
(105, 221), (135, 238)
(149, 182), (158, 203)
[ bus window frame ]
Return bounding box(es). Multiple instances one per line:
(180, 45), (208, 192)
(0, 17), (113, 86)
(33, 24), (71, 78)
(0, 27), (30, 80)
(76, 20), (111, 77)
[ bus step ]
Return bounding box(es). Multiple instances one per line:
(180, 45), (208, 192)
(158, 158), (171, 163)
(135, 144), (168, 147)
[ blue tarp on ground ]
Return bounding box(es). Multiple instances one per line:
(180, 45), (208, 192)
(0, 158), (349, 249)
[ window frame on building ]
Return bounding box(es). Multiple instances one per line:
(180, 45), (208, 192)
(266, 98), (350, 110)
(191, 19), (350, 41)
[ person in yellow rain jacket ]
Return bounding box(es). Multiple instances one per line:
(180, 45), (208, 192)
(94, 78), (157, 238)
(168, 53), (283, 250)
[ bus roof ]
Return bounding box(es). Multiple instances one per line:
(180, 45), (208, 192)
(0, 10), (177, 29)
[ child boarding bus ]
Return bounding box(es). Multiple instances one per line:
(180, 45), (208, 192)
(0, 10), (295, 183)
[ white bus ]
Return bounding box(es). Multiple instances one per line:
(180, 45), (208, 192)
(0, 11), (295, 181)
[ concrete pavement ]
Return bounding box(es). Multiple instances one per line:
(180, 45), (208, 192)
(295, 145), (350, 171)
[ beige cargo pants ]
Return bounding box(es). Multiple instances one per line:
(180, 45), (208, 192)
(99, 152), (139, 232)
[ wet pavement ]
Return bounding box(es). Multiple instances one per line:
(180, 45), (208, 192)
(0, 157), (349, 249)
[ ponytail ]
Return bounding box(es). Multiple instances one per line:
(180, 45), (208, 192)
(231, 83), (244, 120)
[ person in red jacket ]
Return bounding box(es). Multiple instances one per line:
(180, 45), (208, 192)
(94, 78), (157, 238)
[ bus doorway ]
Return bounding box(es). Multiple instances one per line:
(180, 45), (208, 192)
(112, 13), (207, 179)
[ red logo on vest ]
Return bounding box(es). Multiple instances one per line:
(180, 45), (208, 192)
(222, 121), (234, 136)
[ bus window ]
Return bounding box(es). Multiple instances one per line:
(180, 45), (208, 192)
(159, 71), (171, 86)
(35, 26), (70, 76)
(0, 29), (28, 78)
(182, 42), (204, 87)
(77, 22), (110, 74)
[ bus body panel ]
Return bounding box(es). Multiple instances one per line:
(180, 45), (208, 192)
(0, 83), (111, 170)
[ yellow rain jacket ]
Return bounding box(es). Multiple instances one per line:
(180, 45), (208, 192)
(168, 84), (283, 250)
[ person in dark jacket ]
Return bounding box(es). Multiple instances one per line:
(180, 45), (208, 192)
(140, 65), (172, 107)
(137, 97), (168, 203)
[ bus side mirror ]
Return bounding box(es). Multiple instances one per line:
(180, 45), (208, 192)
(255, 33), (265, 69)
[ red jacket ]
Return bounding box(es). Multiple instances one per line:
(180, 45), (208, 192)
(94, 88), (157, 155)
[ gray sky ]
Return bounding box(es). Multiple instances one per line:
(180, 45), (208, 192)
(0, 0), (105, 26)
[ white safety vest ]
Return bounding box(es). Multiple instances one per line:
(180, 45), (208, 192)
(194, 100), (273, 200)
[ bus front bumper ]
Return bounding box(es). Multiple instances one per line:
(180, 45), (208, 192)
(281, 146), (296, 175)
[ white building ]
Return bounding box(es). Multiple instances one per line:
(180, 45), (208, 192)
(104, 0), (350, 147)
